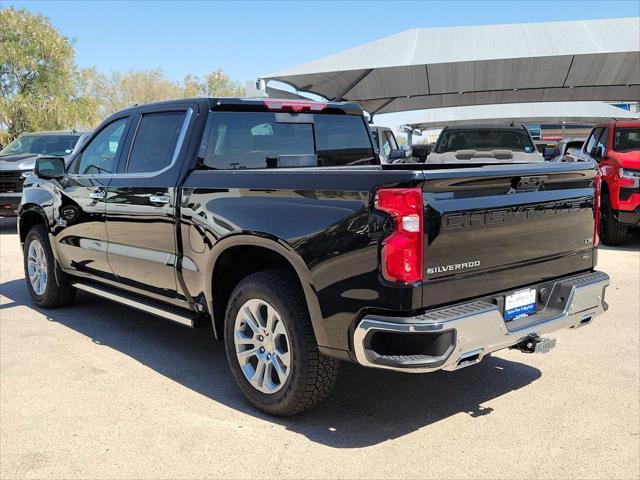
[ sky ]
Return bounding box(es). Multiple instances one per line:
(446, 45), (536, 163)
(4, 0), (640, 130)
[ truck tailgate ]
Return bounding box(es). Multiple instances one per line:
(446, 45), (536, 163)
(421, 162), (598, 307)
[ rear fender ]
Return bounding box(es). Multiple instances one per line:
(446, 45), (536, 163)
(204, 233), (326, 345)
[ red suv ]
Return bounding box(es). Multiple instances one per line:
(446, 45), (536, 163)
(572, 120), (640, 245)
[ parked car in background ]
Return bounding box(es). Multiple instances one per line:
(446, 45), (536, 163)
(535, 140), (558, 160)
(552, 137), (586, 161)
(410, 143), (433, 162)
(535, 140), (568, 161)
(427, 123), (545, 163)
(18, 98), (608, 415)
(565, 120), (640, 245)
(1, 130), (91, 216)
(369, 125), (412, 163)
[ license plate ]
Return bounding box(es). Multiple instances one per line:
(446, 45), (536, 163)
(505, 288), (536, 321)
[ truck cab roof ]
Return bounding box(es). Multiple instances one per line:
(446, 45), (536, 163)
(112, 97), (364, 116)
(18, 130), (91, 136)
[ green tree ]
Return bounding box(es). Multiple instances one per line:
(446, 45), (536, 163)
(78, 68), (183, 116)
(79, 68), (246, 119)
(181, 74), (201, 98)
(202, 69), (245, 97)
(0, 8), (97, 144)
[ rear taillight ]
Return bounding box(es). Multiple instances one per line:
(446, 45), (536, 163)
(594, 172), (601, 246)
(374, 188), (424, 283)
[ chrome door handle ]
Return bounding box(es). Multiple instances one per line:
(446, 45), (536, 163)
(149, 194), (170, 206)
(89, 189), (106, 200)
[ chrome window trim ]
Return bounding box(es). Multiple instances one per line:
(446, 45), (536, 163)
(68, 116), (131, 178)
(68, 108), (193, 180)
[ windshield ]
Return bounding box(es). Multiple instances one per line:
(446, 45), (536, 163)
(436, 129), (536, 153)
(613, 127), (640, 153)
(0, 134), (80, 157)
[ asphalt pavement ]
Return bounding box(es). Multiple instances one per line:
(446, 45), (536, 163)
(1, 217), (638, 479)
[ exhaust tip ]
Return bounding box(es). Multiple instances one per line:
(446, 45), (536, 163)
(578, 316), (593, 328)
(455, 349), (483, 369)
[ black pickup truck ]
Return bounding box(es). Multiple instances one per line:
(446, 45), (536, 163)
(18, 98), (609, 415)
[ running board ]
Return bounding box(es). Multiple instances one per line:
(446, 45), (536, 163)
(73, 282), (208, 329)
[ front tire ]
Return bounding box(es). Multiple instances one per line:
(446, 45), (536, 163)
(23, 225), (76, 308)
(600, 190), (628, 246)
(224, 270), (338, 416)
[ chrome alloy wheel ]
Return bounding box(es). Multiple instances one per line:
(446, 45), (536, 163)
(234, 298), (291, 394)
(27, 239), (48, 296)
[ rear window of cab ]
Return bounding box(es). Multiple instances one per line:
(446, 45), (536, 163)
(198, 111), (375, 169)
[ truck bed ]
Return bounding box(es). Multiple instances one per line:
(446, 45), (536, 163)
(180, 161), (598, 354)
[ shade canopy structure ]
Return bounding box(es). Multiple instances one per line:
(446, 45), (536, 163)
(260, 18), (640, 116)
(400, 102), (640, 130)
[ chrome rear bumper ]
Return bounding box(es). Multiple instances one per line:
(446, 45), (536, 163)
(353, 271), (609, 373)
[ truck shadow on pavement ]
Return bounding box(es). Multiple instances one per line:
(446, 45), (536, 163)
(0, 278), (542, 448)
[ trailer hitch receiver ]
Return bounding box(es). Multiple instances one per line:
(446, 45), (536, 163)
(513, 334), (557, 354)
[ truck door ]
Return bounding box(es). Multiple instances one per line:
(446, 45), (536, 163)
(105, 104), (194, 303)
(54, 116), (132, 280)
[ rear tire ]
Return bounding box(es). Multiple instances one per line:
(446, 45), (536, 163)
(600, 190), (628, 246)
(23, 225), (76, 308)
(224, 270), (338, 416)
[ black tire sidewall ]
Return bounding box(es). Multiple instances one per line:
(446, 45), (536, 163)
(223, 272), (313, 415)
(600, 190), (627, 245)
(23, 225), (74, 307)
(24, 226), (51, 303)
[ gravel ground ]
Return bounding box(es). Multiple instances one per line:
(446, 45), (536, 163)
(1, 217), (638, 480)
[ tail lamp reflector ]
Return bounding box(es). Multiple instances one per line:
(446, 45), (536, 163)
(374, 188), (424, 283)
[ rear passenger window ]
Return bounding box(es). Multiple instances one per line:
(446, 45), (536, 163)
(199, 111), (375, 169)
(126, 112), (186, 173)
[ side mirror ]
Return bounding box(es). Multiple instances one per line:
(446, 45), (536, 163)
(543, 147), (560, 159)
(590, 145), (604, 161)
(35, 156), (66, 179)
(388, 149), (409, 161)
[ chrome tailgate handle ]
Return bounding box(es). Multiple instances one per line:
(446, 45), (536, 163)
(149, 194), (170, 206)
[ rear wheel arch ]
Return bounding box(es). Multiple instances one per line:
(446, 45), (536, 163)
(208, 237), (323, 343)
